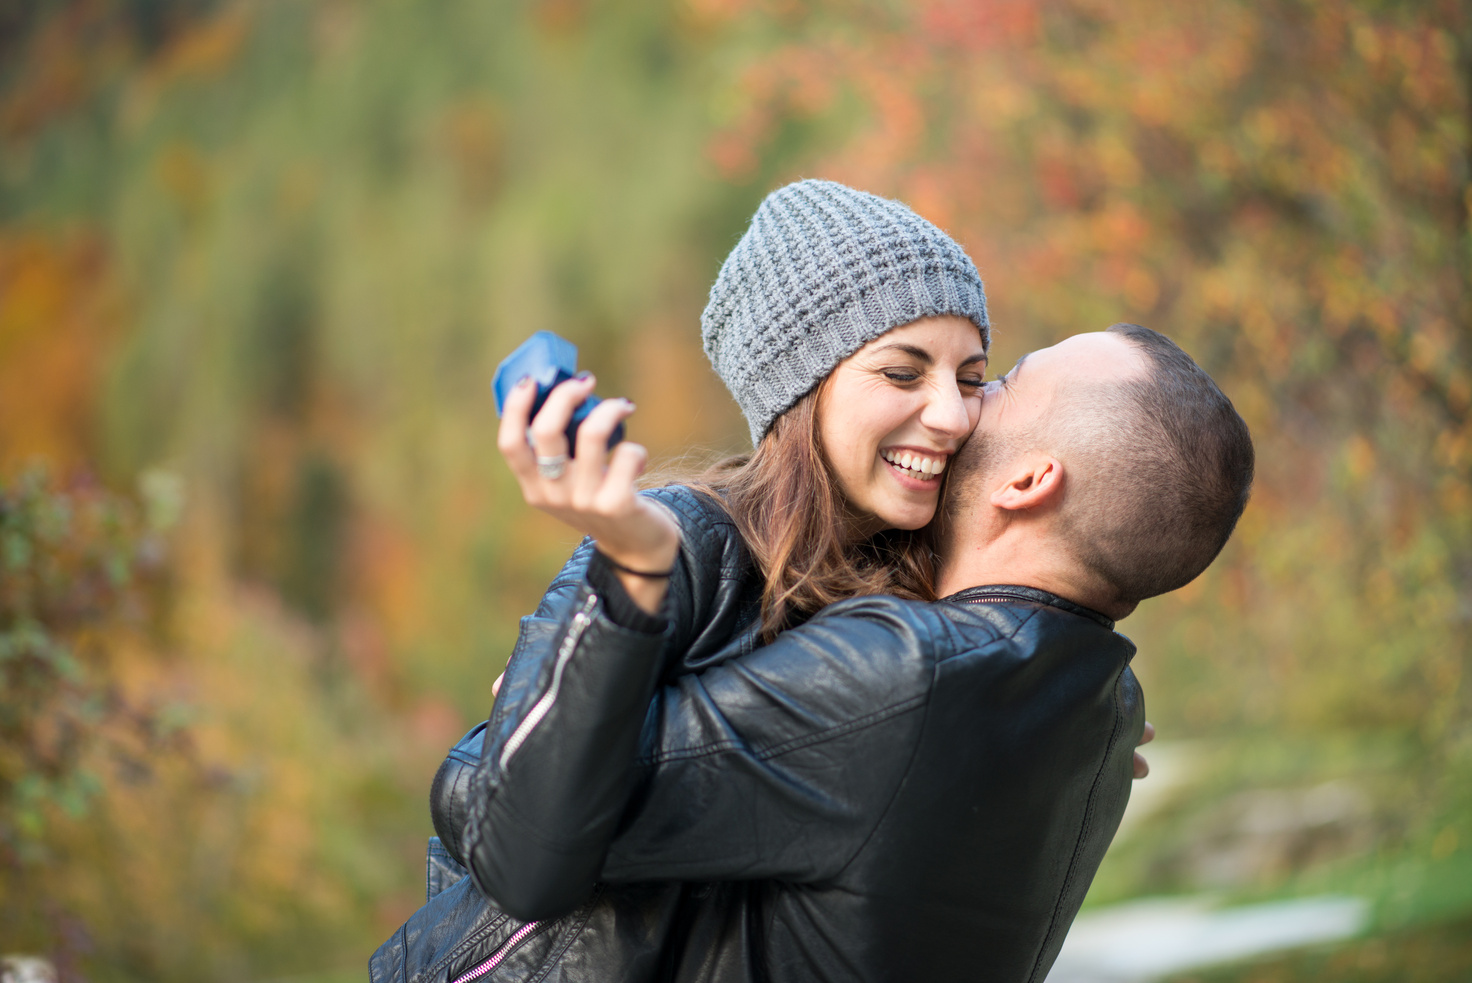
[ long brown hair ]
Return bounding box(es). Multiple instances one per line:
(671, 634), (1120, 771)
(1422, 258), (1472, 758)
(691, 379), (939, 641)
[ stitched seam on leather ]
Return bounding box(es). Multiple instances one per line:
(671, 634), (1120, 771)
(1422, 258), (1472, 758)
(492, 792), (623, 852)
(499, 593), (601, 771)
(649, 486), (726, 543)
(464, 768), (489, 869)
(636, 694), (926, 765)
(999, 604), (1039, 641)
(423, 909), (512, 983)
(652, 493), (728, 585)
(663, 504), (747, 583)
(830, 659), (936, 881)
(525, 886), (603, 983)
(469, 485), (733, 870)
(543, 542), (598, 597)
(653, 490), (749, 628)
(1024, 661), (1128, 983)
(659, 488), (746, 564)
(1018, 606), (1042, 637)
(489, 614), (575, 742)
(760, 694), (927, 759)
(471, 602), (595, 856)
(944, 598), (1038, 648)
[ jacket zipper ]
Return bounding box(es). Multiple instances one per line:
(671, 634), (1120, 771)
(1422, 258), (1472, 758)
(448, 594), (595, 980)
(498, 592), (599, 771)
(955, 590), (1114, 630)
(449, 919), (543, 983)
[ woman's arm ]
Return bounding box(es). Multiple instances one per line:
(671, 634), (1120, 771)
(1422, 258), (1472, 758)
(461, 561), (669, 919)
(434, 374), (755, 879)
(430, 486), (750, 868)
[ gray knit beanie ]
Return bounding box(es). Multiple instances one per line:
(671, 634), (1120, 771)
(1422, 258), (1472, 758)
(702, 179), (990, 446)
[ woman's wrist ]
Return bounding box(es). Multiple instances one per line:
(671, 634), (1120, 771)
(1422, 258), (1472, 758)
(592, 505), (680, 615)
(585, 551), (668, 634)
(593, 540), (679, 578)
(600, 555), (676, 579)
(591, 504), (680, 575)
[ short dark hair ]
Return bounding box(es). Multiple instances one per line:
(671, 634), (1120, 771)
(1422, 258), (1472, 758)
(1056, 324), (1255, 603)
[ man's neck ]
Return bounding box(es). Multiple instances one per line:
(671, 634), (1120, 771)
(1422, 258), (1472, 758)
(935, 534), (1060, 599)
(936, 531), (1134, 621)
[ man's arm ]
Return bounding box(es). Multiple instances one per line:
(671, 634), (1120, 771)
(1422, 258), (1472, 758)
(602, 596), (940, 883)
(463, 587), (942, 918)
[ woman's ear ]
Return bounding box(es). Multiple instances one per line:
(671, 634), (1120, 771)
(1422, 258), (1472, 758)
(988, 454), (1063, 512)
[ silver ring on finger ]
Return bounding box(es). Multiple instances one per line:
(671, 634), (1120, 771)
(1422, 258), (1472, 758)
(536, 454), (569, 480)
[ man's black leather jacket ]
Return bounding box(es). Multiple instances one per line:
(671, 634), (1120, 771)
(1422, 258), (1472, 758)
(373, 486), (1144, 983)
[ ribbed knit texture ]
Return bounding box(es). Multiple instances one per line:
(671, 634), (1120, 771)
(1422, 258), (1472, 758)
(702, 179), (990, 445)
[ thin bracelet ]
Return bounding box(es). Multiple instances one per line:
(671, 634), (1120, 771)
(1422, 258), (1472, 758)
(601, 553), (676, 579)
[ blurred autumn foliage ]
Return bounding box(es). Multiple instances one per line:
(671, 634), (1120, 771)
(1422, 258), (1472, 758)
(1, 471), (168, 865)
(750, 0), (1472, 735)
(0, 0), (1467, 979)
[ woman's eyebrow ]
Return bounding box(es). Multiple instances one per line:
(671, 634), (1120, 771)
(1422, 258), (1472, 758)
(870, 343), (934, 364)
(869, 344), (988, 367)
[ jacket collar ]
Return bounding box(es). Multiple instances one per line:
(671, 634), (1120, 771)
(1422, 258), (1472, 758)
(941, 584), (1115, 631)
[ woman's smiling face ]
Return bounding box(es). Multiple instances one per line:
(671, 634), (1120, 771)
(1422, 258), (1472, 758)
(816, 315), (987, 535)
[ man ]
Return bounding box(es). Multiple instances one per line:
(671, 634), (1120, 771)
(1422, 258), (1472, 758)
(373, 324), (1254, 983)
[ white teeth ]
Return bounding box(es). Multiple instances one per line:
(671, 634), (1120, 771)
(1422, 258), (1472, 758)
(881, 450), (946, 481)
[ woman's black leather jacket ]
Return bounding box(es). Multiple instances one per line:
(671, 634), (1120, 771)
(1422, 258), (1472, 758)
(376, 485), (764, 983)
(373, 486), (1145, 983)
(426, 485), (765, 878)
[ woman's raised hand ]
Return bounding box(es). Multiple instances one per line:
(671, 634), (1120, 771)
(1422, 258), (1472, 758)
(497, 374), (679, 612)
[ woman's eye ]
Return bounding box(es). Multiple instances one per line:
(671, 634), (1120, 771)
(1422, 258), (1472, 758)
(958, 377), (984, 391)
(882, 371), (920, 384)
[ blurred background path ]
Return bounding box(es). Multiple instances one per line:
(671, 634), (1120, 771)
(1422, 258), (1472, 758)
(1048, 894), (1371, 982)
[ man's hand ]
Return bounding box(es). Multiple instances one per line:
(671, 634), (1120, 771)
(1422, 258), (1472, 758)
(1133, 721), (1155, 779)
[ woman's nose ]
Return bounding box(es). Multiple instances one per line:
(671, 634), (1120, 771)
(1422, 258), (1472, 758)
(920, 381), (974, 437)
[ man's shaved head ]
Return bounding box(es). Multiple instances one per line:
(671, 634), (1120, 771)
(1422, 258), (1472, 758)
(948, 325), (1254, 606)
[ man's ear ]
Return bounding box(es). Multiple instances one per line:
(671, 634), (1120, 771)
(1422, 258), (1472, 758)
(988, 454), (1063, 513)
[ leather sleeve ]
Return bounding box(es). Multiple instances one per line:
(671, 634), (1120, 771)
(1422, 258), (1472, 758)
(601, 595), (940, 883)
(465, 587), (943, 924)
(483, 486), (748, 729)
(454, 487), (753, 918)
(463, 582), (668, 920)
(430, 487), (751, 869)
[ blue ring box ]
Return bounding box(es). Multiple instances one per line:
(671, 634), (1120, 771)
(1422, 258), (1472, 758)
(493, 331), (625, 454)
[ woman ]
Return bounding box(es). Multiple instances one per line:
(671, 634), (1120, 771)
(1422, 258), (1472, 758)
(406, 180), (989, 977)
